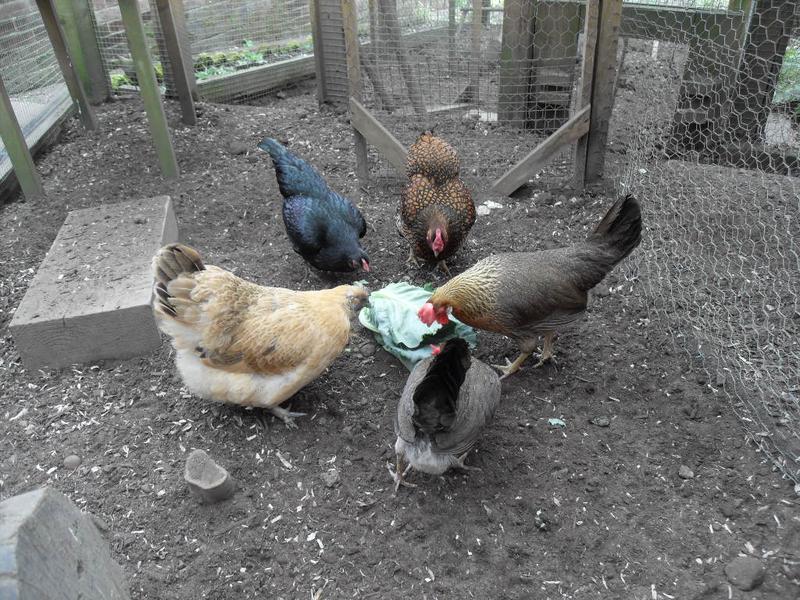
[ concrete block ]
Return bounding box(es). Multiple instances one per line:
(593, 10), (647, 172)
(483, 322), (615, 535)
(0, 487), (130, 600)
(9, 196), (178, 370)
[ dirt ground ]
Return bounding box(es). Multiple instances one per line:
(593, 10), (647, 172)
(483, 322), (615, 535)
(1, 80), (798, 600)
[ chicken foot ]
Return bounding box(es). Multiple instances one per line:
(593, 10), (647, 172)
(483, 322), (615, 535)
(436, 260), (451, 277)
(454, 452), (482, 472)
(493, 332), (558, 378)
(492, 352), (531, 379)
(406, 248), (421, 268)
(268, 405), (307, 429)
(387, 456), (417, 494)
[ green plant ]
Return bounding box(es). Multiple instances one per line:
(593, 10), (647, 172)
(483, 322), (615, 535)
(774, 41), (800, 105)
(110, 72), (133, 90)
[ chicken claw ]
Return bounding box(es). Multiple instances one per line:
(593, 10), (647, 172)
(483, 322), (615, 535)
(491, 352), (531, 379)
(406, 248), (421, 267)
(387, 459), (416, 494)
(268, 405), (307, 429)
(436, 260), (451, 277)
(454, 452), (482, 472)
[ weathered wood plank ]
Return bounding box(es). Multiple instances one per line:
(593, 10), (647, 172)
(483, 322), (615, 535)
(497, 0), (534, 124)
(585, 0), (623, 182)
(197, 55), (316, 103)
(53, 0), (109, 104)
(573, 0), (599, 188)
(155, 0), (197, 126)
(0, 488), (130, 600)
(118, 0), (179, 178)
(35, 0), (98, 130)
(0, 75), (45, 200)
(9, 196), (178, 370)
(341, 0), (369, 181)
(469, 0), (482, 103)
(309, 0), (327, 104)
(492, 104), (591, 196)
(349, 97), (407, 174)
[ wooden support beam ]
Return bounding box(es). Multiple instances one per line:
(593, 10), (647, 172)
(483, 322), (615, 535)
(118, 0), (179, 178)
(468, 0), (482, 103)
(35, 0), (98, 130)
(497, 0), (535, 124)
(341, 0), (369, 181)
(584, 0), (623, 183)
(573, 0), (599, 188)
(492, 104), (591, 196)
(448, 0), (456, 72)
(349, 98), (407, 174)
(155, 0), (196, 126)
(0, 75), (45, 200)
(54, 0), (109, 104)
(309, 0), (327, 105)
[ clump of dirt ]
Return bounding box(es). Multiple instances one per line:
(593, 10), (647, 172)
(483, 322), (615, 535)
(0, 82), (797, 599)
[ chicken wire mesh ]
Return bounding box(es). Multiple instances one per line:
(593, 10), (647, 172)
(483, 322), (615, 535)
(355, 0), (582, 182)
(0, 0), (72, 178)
(606, 0), (800, 484)
(89, 0), (315, 102)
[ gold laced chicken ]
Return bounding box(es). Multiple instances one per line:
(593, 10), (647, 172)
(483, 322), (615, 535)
(152, 244), (368, 427)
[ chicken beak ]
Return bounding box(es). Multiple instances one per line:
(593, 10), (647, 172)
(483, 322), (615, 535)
(361, 258), (370, 272)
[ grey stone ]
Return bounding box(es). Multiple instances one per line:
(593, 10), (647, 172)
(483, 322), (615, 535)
(184, 449), (236, 503)
(321, 468), (340, 488)
(228, 141), (250, 155)
(63, 454), (81, 469)
(724, 556), (765, 591)
(678, 465), (694, 479)
(0, 487), (129, 599)
(590, 416), (610, 427)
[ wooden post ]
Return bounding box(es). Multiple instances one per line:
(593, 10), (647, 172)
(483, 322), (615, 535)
(448, 0), (456, 73)
(584, 0), (623, 182)
(349, 98), (407, 174)
(155, 0), (197, 125)
(35, 0), (98, 130)
(341, 0), (369, 181)
(378, 0), (426, 114)
(309, 0), (327, 104)
(573, 0), (599, 188)
(53, 0), (109, 104)
(118, 0), (179, 178)
(497, 0), (535, 124)
(0, 75), (45, 200)
(469, 0), (482, 103)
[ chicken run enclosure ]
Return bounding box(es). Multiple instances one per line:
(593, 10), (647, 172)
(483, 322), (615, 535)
(1, 0), (800, 596)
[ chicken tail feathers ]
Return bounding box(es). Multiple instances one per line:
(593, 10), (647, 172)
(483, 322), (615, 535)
(152, 244), (205, 320)
(257, 137), (328, 200)
(588, 194), (642, 265)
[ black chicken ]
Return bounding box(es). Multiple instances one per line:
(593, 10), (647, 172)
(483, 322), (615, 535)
(258, 137), (370, 273)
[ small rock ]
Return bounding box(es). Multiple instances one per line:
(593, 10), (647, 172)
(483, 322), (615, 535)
(321, 468), (340, 488)
(678, 465), (694, 479)
(275, 90), (287, 99)
(476, 205), (491, 216)
(64, 454), (82, 469)
(228, 141), (250, 155)
(724, 556), (765, 591)
(359, 342), (377, 357)
(184, 449), (236, 503)
(590, 416), (610, 427)
(719, 502), (736, 519)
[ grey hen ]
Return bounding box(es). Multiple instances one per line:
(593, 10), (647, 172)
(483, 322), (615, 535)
(389, 338), (501, 493)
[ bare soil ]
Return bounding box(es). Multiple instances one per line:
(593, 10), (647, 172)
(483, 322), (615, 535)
(1, 81), (798, 599)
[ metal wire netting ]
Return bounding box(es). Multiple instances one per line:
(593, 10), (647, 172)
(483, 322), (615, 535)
(0, 0), (71, 174)
(357, 0), (580, 182)
(607, 1), (800, 483)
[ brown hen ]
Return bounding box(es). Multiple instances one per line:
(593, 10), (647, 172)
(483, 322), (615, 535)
(398, 132), (476, 273)
(418, 195), (642, 377)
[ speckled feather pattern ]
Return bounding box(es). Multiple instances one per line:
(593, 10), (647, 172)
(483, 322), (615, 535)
(399, 133), (476, 262)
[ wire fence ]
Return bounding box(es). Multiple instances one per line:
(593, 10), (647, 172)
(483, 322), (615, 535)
(0, 0), (72, 180)
(356, 0), (580, 182)
(608, 0), (800, 484)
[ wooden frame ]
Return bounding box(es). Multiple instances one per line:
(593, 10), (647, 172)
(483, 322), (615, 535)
(155, 0), (197, 126)
(349, 98), (407, 174)
(118, 0), (179, 178)
(0, 75), (45, 200)
(53, 0), (109, 104)
(573, 0), (600, 187)
(35, 0), (98, 130)
(341, 0), (369, 181)
(491, 105), (591, 196)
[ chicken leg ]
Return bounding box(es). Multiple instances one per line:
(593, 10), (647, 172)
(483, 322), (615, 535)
(268, 405), (307, 429)
(454, 452), (482, 472)
(492, 332), (557, 378)
(387, 455), (417, 494)
(492, 352), (531, 379)
(436, 260), (451, 276)
(532, 331), (557, 369)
